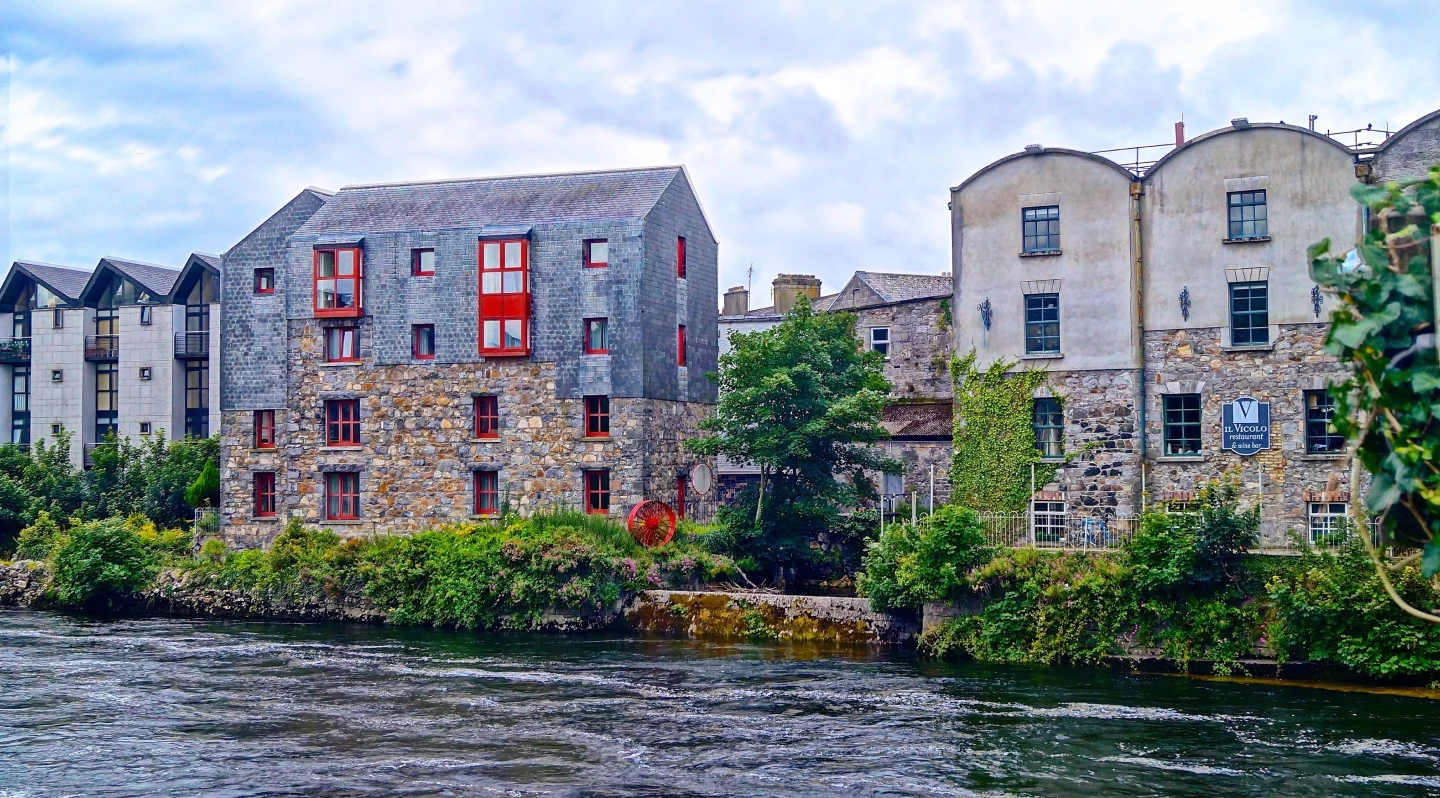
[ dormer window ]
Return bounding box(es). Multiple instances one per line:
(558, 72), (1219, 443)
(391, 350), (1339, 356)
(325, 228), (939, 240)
(478, 239), (530, 356)
(585, 240), (608, 268)
(313, 248), (363, 317)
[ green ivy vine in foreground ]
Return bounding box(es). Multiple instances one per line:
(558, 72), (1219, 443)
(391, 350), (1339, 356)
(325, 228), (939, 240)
(949, 351), (1058, 512)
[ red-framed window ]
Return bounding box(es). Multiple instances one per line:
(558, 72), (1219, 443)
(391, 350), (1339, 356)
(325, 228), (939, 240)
(585, 470), (610, 514)
(584, 318), (609, 354)
(676, 236), (687, 278)
(325, 399), (360, 447)
(313, 247), (363, 317)
(254, 472), (277, 517)
(475, 395), (499, 438)
(584, 239), (608, 268)
(413, 324), (435, 360)
(677, 325), (687, 366)
(479, 238), (530, 356)
(677, 476), (686, 519)
(584, 395), (610, 438)
(254, 268), (275, 294)
(325, 472), (360, 520)
(254, 410), (276, 449)
(325, 326), (359, 362)
(412, 248), (435, 277)
(474, 470), (499, 515)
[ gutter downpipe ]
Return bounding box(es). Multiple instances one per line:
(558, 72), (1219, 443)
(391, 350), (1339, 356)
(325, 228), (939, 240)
(1131, 180), (1148, 515)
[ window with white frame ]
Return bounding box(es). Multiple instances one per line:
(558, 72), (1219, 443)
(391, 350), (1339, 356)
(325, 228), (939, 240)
(1308, 502), (1350, 544)
(870, 327), (890, 357)
(1032, 500), (1066, 543)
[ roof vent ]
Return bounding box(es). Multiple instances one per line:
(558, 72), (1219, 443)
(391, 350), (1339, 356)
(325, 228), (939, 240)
(1231, 117), (1250, 128)
(1023, 143), (1043, 152)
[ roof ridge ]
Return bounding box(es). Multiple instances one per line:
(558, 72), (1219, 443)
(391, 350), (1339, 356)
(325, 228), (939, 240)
(13, 259), (91, 273)
(337, 165), (684, 192)
(101, 256), (180, 273)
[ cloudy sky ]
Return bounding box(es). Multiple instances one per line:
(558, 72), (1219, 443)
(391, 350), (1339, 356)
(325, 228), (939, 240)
(2, 1), (1437, 301)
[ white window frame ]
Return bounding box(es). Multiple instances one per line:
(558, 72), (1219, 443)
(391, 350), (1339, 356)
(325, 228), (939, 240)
(870, 327), (890, 358)
(1308, 502), (1350, 544)
(1031, 499), (1066, 544)
(139, 305), (153, 325)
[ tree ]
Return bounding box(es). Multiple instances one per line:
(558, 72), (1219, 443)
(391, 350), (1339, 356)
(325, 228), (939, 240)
(186, 459), (220, 510)
(1310, 163), (1440, 621)
(686, 297), (900, 579)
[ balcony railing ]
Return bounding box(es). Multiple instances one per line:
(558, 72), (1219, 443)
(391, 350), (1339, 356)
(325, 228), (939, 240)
(0, 337), (30, 364)
(84, 335), (119, 361)
(82, 442), (101, 469)
(174, 331), (210, 359)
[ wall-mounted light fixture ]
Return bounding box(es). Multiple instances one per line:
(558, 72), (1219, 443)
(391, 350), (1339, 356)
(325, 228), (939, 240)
(1179, 286), (1191, 322)
(1311, 284), (1323, 319)
(978, 298), (992, 331)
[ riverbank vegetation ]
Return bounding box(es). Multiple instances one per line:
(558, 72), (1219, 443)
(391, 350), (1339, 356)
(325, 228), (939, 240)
(860, 479), (1440, 678)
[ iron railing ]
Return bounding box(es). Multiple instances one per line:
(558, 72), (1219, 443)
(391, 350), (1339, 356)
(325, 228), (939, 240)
(193, 508), (220, 538)
(969, 510), (1381, 554)
(174, 331), (210, 359)
(82, 442), (101, 468)
(0, 337), (31, 364)
(84, 335), (119, 361)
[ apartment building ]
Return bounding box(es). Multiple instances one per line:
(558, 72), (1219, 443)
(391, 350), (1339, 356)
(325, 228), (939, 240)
(0, 254), (220, 466)
(217, 169), (718, 548)
(950, 109), (1440, 543)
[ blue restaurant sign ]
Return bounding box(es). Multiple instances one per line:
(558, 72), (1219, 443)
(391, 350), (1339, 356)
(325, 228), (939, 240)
(1222, 397), (1271, 456)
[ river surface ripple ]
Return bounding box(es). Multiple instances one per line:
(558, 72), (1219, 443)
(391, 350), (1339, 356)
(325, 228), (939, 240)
(1, 609), (1439, 797)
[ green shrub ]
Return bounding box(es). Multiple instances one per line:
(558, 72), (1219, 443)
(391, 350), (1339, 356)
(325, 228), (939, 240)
(48, 518), (159, 607)
(857, 505), (991, 610)
(15, 511), (62, 560)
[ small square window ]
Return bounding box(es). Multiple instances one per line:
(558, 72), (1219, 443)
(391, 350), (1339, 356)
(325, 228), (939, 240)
(51, 424), (62, 435)
(1022, 206), (1060, 252)
(325, 399), (361, 447)
(139, 306), (153, 325)
(413, 324), (435, 360)
(50, 369), (63, 383)
(52, 309), (63, 329)
(1227, 190), (1268, 239)
(870, 327), (890, 357)
(325, 327), (359, 362)
(474, 395), (500, 439)
(1163, 394), (1203, 456)
(677, 325), (687, 367)
(1308, 502), (1350, 544)
(254, 409), (276, 449)
(1032, 500), (1067, 543)
(676, 236), (687, 278)
(139, 422), (152, 435)
(1229, 281), (1269, 346)
(584, 318), (609, 354)
(1305, 390), (1346, 454)
(138, 367), (152, 381)
(474, 470), (499, 515)
(255, 268), (276, 294)
(584, 240), (609, 268)
(585, 470), (610, 514)
(412, 248), (435, 277)
(584, 395), (610, 438)
(1024, 293), (1060, 354)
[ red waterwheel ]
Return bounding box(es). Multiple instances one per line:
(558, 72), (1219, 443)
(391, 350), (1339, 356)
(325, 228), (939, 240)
(627, 500), (677, 547)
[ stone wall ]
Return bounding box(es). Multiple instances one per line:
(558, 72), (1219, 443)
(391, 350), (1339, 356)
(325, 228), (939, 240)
(1043, 368), (1141, 514)
(878, 439), (953, 503)
(853, 298), (952, 400)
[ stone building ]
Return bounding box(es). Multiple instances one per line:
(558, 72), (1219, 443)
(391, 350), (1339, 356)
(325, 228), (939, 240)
(217, 168), (718, 548)
(0, 254), (220, 466)
(717, 270), (954, 509)
(951, 109), (1440, 543)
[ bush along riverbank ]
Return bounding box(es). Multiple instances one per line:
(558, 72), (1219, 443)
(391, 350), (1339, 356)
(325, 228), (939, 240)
(858, 479), (1440, 680)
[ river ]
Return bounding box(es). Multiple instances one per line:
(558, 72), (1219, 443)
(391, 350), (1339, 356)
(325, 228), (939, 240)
(1, 609), (1438, 797)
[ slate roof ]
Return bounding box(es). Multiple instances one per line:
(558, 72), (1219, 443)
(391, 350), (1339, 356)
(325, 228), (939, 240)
(190, 252), (220, 270)
(881, 401), (954, 439)
(14, 261), (92, 302)
(852, 272), (952, 304)
(101, 257), (182, 298)
(296, 166), (696, 236)
(726, 293), (839, 320)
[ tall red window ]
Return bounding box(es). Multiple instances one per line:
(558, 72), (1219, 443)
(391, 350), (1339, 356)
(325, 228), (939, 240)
(585, 470), (610, 514)
(325, 327), (359, 362)
(584, 395), (610, 438)
(584, 318), (609, 354)
(475, 395), (499, 438)
(478, 238), (530, 356)
(412, 248), (435, 276)
(313, 247), (363, 317)
(676, 236), (687, 278)
(254, 410), (276, 449)
(677, 325), (687, 366)
(325, 472), (360, 520)
(326, 399), (360, 447)
(474, 470), (499, 515)
(584, 240), (608, 268)
(254, 472), (276, 517)
(254, 268), (275, 294)
(413, 324), (435, 360)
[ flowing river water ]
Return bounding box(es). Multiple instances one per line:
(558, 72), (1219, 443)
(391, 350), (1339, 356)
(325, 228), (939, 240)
(2, 609), (1439, 797)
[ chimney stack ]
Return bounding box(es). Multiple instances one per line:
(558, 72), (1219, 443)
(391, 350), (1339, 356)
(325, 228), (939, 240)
(1174, 120), (1185, 147)
(772, 274), (821, 315)
(1231, 117), (1250, 128)
(722, 286), (749, 317)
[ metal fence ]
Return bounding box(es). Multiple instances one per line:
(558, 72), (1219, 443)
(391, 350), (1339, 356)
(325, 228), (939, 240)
(967, 510), (1381, 554)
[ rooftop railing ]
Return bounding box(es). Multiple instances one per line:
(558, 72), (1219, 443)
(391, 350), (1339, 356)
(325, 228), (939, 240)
(84, 335), (119, 362)
(174, 331), (210, 359)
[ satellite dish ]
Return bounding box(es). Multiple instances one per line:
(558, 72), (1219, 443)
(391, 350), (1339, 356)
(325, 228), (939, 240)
(690, 463), (714, 495)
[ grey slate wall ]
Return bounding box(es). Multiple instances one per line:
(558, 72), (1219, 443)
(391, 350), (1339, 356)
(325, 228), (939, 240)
(641, 171), (719, 404)
(220, 189), (330, 411)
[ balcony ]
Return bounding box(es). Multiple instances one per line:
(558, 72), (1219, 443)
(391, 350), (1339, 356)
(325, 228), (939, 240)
(82, 442), (101, 469)
(174, 331), (210, 359)
(0, 337), (30, 364)
(85, 335), (119, 362)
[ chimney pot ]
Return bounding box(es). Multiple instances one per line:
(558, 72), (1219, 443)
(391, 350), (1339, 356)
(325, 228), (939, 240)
(1174, 120), (1185, 147)
(722, 286), (749, 317)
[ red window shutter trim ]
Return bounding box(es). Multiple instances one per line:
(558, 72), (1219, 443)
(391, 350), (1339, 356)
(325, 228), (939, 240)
(478, 238), (531, 357)
(313, 247), (364, 318)
(676, 236), (686, 278)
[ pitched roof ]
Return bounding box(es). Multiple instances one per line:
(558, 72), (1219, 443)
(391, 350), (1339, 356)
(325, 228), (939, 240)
(852, 272), (952, 304)
(296, 166), (689, 236)
(190, 252), (220, 270)
(881, 401), (954, 439)
(100, 257), (181, 298)
(13, 260), (92, 303)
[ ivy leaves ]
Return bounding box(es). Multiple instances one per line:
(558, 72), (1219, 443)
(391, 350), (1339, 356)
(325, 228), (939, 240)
(950, 352), (1058, 512)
